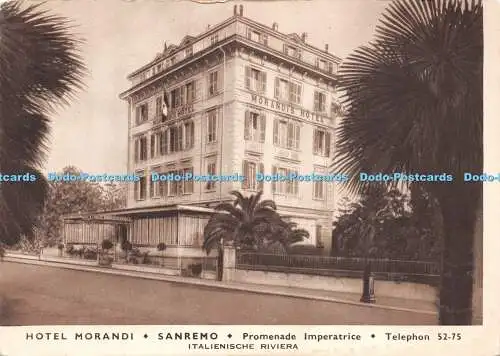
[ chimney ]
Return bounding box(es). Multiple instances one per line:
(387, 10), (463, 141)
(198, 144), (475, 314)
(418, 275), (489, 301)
(301, 32), (307, 42)
(239, 5), (243, 16)
(325, 44), (329, 52)
(233, 5), (238, 15)
(272, 22), (278, 31)
(207, 24), (211, 30)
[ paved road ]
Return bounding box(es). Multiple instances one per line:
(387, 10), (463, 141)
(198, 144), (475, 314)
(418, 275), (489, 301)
(0, 262), (437, 325)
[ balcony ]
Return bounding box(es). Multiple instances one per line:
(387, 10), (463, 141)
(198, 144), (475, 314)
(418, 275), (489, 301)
(244, 140), (264, 155)
(274, 147), (300, 162)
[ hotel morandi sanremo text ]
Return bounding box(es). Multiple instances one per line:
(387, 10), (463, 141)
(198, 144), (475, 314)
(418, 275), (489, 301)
(63, 5), (343, 258)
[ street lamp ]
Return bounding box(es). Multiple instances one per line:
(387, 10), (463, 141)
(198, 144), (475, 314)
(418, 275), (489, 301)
(360, 262), (376, 303)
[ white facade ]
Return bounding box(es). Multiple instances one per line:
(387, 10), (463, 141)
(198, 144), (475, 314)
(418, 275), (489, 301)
(120, 6), (342, 253)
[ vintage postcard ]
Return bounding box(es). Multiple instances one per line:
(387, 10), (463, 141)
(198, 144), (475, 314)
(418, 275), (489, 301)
(0, 0), (498, 355)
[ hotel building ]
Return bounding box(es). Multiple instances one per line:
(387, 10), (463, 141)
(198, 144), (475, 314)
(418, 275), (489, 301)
(66, 5), (342, 257)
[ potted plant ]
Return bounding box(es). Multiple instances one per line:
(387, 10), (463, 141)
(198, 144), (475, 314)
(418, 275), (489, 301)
(57, 243), (64, 257)
(65, 244), (74, 255)
(121, 240), (132, 263)
(157, 242), (167, 266)
(99, 239), (114, 266)
(189, 263), (203, 278)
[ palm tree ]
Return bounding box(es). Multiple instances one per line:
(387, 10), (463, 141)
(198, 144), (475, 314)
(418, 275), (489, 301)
(0, 2), (85, 246)
(333, 0), (482, 324)
(285, 222), (310, 245)
(202, 191), (284, 254)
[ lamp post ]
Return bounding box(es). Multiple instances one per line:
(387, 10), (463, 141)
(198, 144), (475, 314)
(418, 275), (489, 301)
(360, 262), (376, 303)
(359, 215), (376, 303)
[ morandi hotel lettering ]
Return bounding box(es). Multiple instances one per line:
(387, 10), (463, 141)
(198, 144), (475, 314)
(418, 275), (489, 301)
(251, 94), (328, 123)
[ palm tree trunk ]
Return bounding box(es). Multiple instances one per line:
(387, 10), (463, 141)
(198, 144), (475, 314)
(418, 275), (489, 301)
(437, 183), (481, 325)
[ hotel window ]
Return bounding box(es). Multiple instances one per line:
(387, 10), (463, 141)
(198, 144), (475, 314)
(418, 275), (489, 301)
(242, 161), (264, 191)
(207, 109), (217, 143)
(134, 135), (148, 162)
(170, 55), (177, 66)
(182, 167), (194, 194)
(158, 171), (168, 197)
(186, 81), (195, 103)
(313, 172), (325, 200)
(274, 78), (302, 104)
(314, 91), (327, 112)
(134, 172), (146, 201)
(283, 44), (302, 59)
(179, 86), (186, 106)
(166, 169), (178, 196)
(185, 46), (193, 57)
(169, 126), (178, 153)
(150, 168), (161, 198)
(246, 28), (268, 46)
(210, 34), (219, 45)
(159, 130), (168, 155)
(316, 225), (324, 247)
(244, 110), (266, 143)
(272, 166), (298, 196)
(181, 120), (194, 150)
(206, 161), (216, 190)
(155, 96), (163, 119)
(244, 66), (266, 93)
(208, 70), (219, 97)
(273, 118), (300, 150)
(313, 128), (331, 157)
(150, 132), (159, 159)
(135, 103), (148, 125)
(315, 58), (334, 73)
(178, 125), (184, 152)
(171, 87), (180, 108)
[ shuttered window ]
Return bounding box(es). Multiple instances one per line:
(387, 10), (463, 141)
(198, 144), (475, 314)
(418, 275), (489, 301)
(244, 110), (266, 142)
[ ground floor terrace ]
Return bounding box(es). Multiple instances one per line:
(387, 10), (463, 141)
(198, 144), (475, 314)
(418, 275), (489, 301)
(61, 205), (220, 279)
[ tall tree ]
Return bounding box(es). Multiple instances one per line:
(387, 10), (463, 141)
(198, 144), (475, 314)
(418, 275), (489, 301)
(333, 0), (482, 324)
(39, 166), (127, 246)
(333, 184), (441, 260)
(0, 1), (85, 246)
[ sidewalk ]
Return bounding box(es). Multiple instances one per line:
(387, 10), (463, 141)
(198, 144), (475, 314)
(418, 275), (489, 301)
(3, 253), (437, 315)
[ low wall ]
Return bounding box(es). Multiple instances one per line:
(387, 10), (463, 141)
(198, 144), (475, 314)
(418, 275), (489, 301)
(43, 256), (97, 267)
(113, 263), (179, 276)
(234, 268), (437, 302)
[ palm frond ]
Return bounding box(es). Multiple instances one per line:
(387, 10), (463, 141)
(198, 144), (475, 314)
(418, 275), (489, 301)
(0, 1), (85, 246)
(332, 0), (482, 195)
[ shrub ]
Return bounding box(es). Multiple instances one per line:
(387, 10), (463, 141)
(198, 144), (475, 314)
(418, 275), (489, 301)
(57, 243), (64, 250)
(142, 252), (151, 264)
(83, 248), (97, 260)
(121, 240), (132, 251)
(65, 244), (74, 254)
(157, 242), (167, 251)
(101, 239), (113, 250)
(189, 263), (202, 277)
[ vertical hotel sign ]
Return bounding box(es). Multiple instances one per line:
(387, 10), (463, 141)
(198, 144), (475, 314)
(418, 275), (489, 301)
(250, 94), (329, 124)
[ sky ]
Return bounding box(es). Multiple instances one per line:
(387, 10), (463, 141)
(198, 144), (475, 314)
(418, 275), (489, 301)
(38, 0), (389, 174)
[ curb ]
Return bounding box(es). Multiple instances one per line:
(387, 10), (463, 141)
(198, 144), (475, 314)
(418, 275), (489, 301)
(3, 256), (437, 316)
